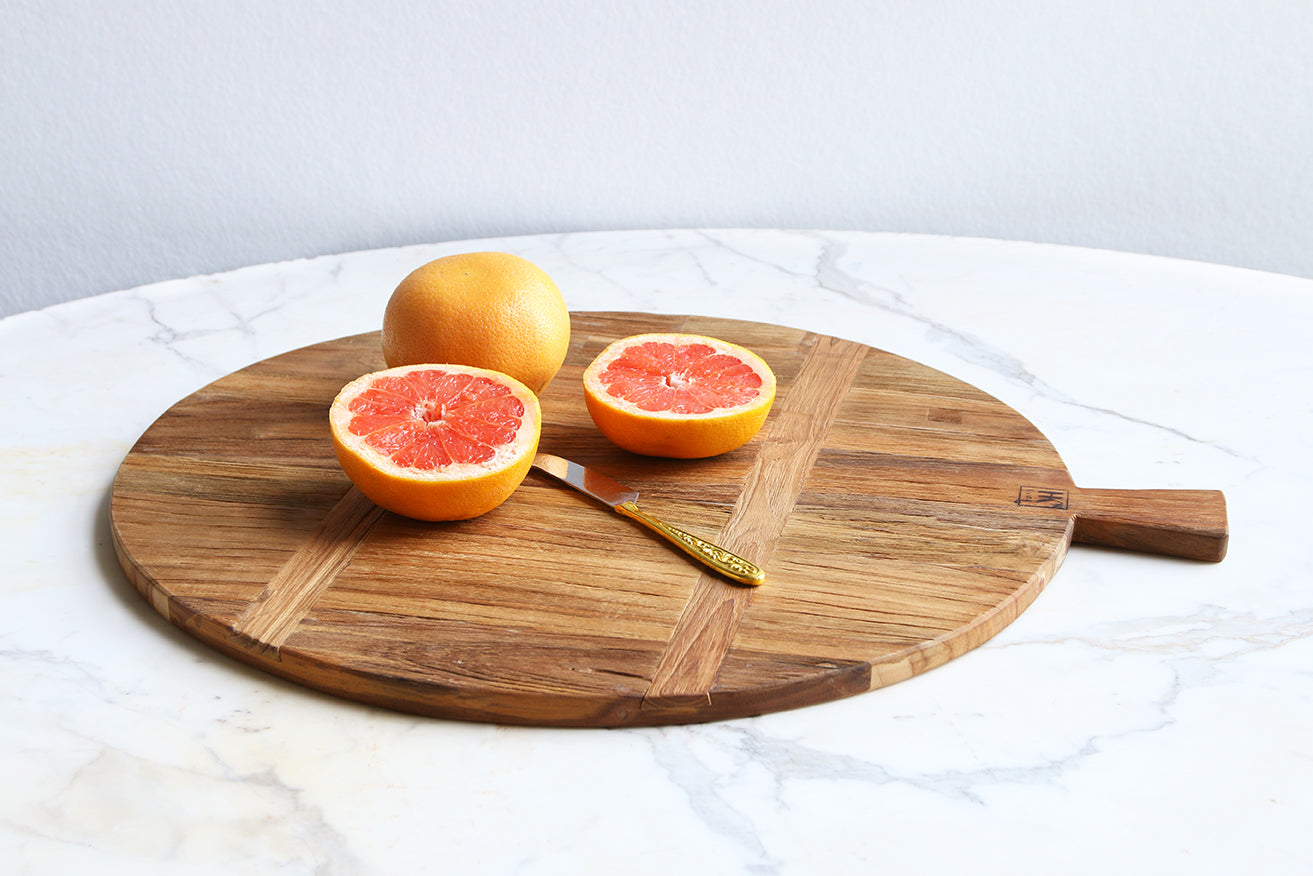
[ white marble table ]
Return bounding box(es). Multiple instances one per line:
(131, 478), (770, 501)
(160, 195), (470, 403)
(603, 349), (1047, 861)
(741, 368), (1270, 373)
(3, 230), (1310, 874)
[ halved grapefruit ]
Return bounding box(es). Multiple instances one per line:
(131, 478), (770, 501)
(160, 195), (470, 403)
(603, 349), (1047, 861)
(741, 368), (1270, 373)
(582, 333), (776, 458)
(329, 364), (541, 520)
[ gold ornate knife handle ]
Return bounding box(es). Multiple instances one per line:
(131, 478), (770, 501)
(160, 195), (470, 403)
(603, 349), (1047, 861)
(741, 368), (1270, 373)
(615, 501), (765, 585)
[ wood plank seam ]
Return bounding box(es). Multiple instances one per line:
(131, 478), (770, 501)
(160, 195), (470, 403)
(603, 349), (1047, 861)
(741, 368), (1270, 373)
(232, 487), (384, 654)
(642, 333), (869, 707)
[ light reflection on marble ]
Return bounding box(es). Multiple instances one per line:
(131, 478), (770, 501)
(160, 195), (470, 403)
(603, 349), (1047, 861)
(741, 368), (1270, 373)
(2, 230), (1310, 874)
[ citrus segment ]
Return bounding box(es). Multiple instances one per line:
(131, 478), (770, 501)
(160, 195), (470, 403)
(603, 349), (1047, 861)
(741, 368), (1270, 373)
(583, 333), (776, 458)
(381, 252), (571, 393)
(329, 363), (541, 521)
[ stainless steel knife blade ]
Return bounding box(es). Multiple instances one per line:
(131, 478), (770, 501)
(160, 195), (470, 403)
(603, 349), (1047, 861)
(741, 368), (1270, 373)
(531, 452), (638, 508)
(530, 453), (765, 585)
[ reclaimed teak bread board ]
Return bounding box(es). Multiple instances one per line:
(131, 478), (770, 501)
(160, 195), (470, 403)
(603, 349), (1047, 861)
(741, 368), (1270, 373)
(110, 312), (1228, 726)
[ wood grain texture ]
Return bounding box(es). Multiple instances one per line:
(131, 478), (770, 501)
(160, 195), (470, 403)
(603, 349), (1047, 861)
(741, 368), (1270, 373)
(642, 333), (869, 707)
(109, 312), (1228, 726)
(233, 487), (384, 652)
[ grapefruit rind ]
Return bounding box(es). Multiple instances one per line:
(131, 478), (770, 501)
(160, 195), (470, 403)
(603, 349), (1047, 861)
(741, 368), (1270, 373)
(329, 363), (542, 521)
(582, 333), (776, 458)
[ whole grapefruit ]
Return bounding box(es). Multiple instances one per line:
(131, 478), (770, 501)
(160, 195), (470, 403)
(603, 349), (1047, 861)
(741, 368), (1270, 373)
(381, 252), (570, 393)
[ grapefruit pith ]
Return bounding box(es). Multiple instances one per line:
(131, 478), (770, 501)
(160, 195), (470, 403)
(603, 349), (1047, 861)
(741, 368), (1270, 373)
(582, 333), (776, 458)
(329, 363), (541, 520)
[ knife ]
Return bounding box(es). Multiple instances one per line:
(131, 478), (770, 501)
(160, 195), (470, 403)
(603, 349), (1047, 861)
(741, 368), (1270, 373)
(531, 453), (765, 585)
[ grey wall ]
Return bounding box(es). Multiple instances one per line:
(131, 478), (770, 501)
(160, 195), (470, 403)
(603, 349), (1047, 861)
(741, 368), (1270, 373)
(3, 0), (1311, 317)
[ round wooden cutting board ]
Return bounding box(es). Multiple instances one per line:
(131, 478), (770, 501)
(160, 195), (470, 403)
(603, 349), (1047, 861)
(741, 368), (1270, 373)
(110, 312), (1227, 726)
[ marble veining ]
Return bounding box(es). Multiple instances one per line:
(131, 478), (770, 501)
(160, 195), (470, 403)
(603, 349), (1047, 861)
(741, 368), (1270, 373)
(2, 230), (1310, 874)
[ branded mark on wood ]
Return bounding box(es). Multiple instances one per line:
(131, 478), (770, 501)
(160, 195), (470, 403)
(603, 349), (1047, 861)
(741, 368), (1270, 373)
(1016, 486), (1070, 510)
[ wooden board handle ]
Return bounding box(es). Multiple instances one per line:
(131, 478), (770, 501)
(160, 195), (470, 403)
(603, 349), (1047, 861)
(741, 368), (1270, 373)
(1068, 488), (1229, 562)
